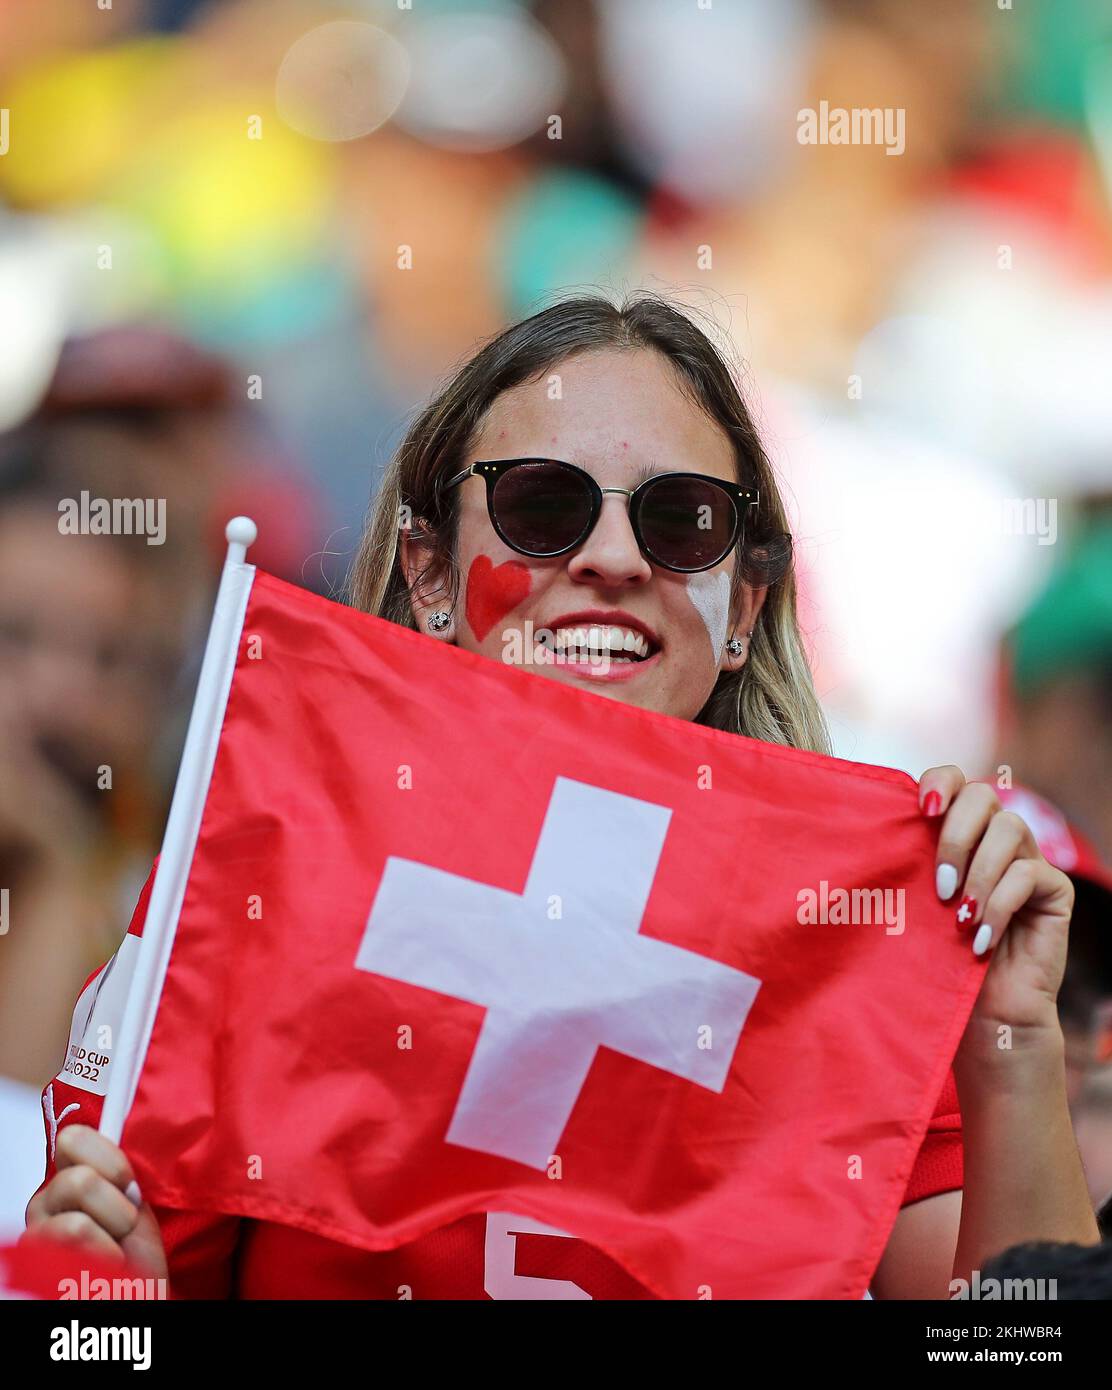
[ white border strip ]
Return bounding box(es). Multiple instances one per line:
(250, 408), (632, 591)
(100, 521), (257, 1142)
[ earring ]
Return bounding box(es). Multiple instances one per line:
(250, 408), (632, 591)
(427, 611), (451, 633)
(725, 637), (745, 658)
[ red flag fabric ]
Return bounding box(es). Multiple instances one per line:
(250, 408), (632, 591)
(0, 1236), (162, 1301)
(77, 572), (984, 1298)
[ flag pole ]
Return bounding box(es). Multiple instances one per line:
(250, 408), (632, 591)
(100, 517), (258, 1143)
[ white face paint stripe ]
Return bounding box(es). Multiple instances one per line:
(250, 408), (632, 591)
(686, 571), (731, 661)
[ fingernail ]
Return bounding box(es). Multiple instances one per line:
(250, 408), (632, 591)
(956, 895), (978, 930)
(972, 924), (993, 956)
(936, 864), (958, 901)
(922, 790), (943, 818)
(125, 1180), (142, 1206)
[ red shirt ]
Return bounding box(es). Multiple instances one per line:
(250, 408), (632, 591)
(40, 865), (963, 1298)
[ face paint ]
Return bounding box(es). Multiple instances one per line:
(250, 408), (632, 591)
(465, 554), (532, 642)
(686, 570), (731, 661)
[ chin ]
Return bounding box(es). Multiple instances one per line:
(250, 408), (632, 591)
(530, 662), (669, 713)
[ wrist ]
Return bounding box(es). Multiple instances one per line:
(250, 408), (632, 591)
(954, 1014), (1066, 1100)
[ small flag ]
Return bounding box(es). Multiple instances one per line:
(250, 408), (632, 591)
(52, 547), (982, 1299)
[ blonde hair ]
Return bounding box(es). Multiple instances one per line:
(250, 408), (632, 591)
(347, 293), (831, 756)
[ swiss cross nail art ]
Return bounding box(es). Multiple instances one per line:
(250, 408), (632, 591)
(956, 895), (978, 929)
(922, 790), (943, 818)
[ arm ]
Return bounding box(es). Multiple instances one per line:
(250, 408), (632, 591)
(874, 768), (1100, 1299)
(952, 1021), (1099, 1283)
(874, 1027), (1098, 1300)
(873, 1191), (961, 1299)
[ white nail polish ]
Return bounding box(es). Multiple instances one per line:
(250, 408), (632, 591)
(936, 864), (958, 901)
(972, 924), (993, 957)
(125, 1180), (142, 1206)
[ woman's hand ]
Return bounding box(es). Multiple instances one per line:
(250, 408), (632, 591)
(918, 766), (1073, 1074)
(23, 1125), (168, 1280)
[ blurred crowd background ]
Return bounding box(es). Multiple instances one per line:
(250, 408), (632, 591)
(2, 0), (1112, 1249)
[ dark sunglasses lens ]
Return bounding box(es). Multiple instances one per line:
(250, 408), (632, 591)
(638, 476), (737, 570)
(490, 461), (594, 555)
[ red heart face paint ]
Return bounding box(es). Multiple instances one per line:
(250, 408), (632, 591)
(465, 555), (532, 642)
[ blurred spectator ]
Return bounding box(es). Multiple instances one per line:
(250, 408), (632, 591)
(979, 1237), (1112, 1299)
(0, 327), (239, 1236)
(997, 518), (1112, 866)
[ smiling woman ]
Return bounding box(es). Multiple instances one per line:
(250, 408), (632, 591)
(25, 294), (1101, 1300)
(340, 293), (1099, 1298)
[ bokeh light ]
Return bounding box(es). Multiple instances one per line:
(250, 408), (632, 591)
(275, 20), (410, 143)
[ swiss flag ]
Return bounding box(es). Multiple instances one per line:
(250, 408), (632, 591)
(87, 572), (981, 1299)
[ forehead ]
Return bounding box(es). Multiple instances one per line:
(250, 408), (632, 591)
(472, 348), (737, 482)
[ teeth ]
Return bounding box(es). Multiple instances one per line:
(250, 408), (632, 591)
(550, 625), (651, 659)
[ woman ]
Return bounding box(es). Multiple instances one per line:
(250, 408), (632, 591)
(26, 295), (1100, 1298)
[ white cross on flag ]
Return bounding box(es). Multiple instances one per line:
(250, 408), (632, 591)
(357, 776), (762, 1169)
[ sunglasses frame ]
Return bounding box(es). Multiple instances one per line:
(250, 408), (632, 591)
(443, 457), (759, 574)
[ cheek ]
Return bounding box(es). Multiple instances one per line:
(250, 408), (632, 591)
(464, 554), (533, 642)
(684, 571), (731, 660)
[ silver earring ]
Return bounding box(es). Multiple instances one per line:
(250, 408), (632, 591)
(725, 637), (745, 658)
(427, 611), (451, 633)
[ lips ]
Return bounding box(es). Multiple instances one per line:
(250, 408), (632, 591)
(536, 645), (663, 683)
(535, 609), (662, 678)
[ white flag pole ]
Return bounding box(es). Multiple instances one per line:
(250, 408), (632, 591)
(100, 517), (258, 1144)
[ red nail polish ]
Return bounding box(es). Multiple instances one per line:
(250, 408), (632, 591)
(922, 790), (942, 818)
(956, 895), (978, 930)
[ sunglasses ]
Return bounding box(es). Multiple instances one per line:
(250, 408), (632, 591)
(443, 458), (758, 574)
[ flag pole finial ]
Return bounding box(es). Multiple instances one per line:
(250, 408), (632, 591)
(225, 515), (258, 564)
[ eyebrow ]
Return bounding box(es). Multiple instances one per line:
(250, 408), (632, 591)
(628, 461), (673, 487)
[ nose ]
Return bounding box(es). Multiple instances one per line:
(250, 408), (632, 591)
(566, 493), (652, 589)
